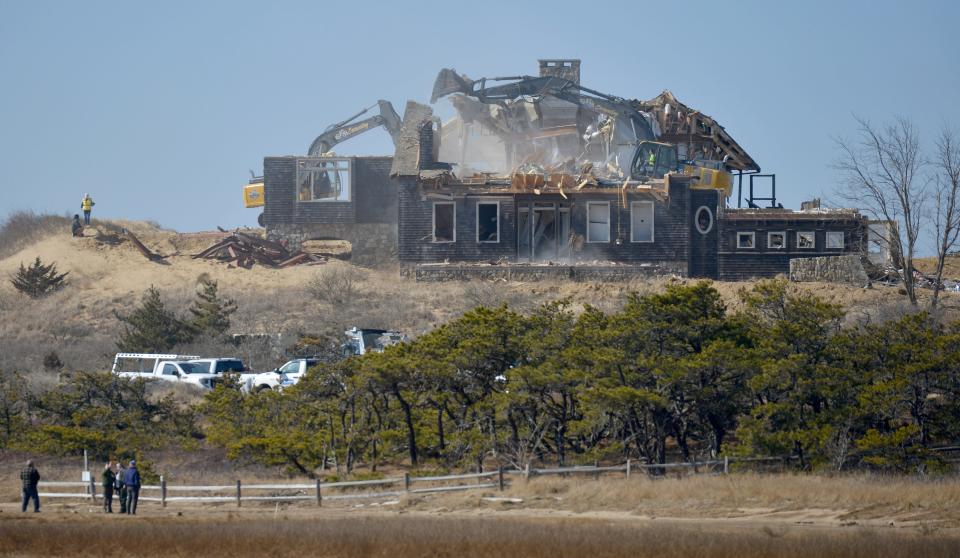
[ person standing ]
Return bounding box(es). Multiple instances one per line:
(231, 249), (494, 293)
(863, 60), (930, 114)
(115, 462), (127, 514)
(123, 460), (141, 515)
(101, 462), (116, 513)
(20, 459), (41, 513)
(80, 193), (95, 225)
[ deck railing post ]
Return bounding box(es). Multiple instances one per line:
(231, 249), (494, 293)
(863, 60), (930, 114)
(316, 479), (322, 507)
(161, 476), (167, 508)
(498, 466), (505, 491)
(236, 480), (241, 507)
(724, 456), (729, 475)
(89, 477), (96, 503)
(403, 473), (410, 492)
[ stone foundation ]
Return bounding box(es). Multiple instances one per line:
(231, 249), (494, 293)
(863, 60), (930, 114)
(789, 255), (869, 285)
(267, 223), (397, 267)
(404, 261), (685, 282)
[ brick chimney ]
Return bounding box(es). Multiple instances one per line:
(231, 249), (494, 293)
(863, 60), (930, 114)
(538, 59), (580, 84)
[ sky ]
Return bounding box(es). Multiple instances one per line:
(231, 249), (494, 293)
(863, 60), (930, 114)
(2, 0), (959, 238)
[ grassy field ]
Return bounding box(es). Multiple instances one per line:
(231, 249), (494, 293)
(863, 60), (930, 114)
(0, 512), (957, 558)
(4, 473), (960, 557)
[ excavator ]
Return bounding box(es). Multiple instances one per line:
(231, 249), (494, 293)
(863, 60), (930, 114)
(243, 100), (403, 222)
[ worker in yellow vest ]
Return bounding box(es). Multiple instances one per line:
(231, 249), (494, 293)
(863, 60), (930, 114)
(80, 193), (95, 225)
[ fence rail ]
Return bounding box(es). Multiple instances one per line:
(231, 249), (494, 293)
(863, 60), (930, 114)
(32, 456), (789, 507)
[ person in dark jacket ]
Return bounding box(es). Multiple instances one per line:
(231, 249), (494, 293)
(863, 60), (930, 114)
(115, 462), (127, 514)
(123, 460), (141, 515)
(20, 459), (40, 512)
(101, 462), (116, 513)
(71, 214), (83, 237)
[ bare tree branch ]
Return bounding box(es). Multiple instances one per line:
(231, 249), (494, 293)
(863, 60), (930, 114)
(832, 115), (926, 304)
(931, 124), (960, 307)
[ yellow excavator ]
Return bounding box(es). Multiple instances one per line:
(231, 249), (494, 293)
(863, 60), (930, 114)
(244, 100), (403, 224)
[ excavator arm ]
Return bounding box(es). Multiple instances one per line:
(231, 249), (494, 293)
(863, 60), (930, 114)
(307, 100), (402, 156)
(431, 69), (655, 139)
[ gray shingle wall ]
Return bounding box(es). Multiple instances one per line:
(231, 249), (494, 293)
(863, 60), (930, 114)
(716, 216), (867, 280)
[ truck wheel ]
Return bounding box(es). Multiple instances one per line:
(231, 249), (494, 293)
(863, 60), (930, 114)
(257, 212), (265, 227)
(255, 384), (271, 393)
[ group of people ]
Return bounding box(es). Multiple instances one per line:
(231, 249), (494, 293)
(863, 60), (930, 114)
(19, 459), (142, 515)
(100, 460), (142, 514)
(72, 193), (95, 237)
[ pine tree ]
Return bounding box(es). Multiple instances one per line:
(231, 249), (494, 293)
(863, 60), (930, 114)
(115, 286), (193, 353)
(10, 257), (69, 298)
(187, 277), (237, 338)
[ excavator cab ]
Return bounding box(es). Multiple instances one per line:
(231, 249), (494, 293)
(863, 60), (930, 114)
(631, 141), (678, 180)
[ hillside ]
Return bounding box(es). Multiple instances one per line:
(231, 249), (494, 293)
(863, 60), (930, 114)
(1, 216), (957, 374)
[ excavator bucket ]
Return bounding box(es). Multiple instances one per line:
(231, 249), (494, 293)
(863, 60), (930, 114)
(431, 68), (473, 103)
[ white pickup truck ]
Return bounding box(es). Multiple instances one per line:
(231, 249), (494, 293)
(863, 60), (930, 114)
(241, 358), (319, 392)
(111, 353), (219, 389)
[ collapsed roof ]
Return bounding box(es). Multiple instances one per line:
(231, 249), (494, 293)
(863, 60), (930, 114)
(426, 61), (759, 181)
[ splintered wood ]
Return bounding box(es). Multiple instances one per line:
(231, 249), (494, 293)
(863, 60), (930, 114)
(193, 231), (327, 269)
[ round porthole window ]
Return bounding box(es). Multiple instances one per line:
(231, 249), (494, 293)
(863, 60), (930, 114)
(695, 206), (713, 234)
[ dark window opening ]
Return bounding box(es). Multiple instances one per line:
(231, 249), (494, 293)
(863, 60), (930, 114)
(477, 202), (499, 242)
(433, 202), (455, 242)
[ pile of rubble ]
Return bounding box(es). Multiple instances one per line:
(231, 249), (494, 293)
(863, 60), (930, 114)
(193, 231), (326, 269)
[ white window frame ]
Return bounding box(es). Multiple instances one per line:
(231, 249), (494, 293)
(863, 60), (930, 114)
(767, 231), (786, 250)
(630, 201), (655, 243)
(826, 231), (844, 249)
(797, 231), (816, 249)
(476, 200), (500, 243)
(586, 201), (611, 243)
(296, 157), (352, 203)
(694, 206), (713, 235)
(432, 202), (456, 243)
(736, 231), (755, 249)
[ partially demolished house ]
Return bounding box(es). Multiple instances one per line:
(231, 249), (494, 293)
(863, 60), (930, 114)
(261, 59), (872, 279)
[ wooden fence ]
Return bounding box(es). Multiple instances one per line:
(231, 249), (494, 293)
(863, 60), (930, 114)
(33, 456), (788, 507)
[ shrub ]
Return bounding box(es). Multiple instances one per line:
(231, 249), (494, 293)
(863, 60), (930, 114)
(115, 286), (193, 352)
(307, 267), (364, 304)
(10, 257), (69, 298)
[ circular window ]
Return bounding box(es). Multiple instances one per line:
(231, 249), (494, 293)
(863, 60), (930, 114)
(695, 206), (713, 234)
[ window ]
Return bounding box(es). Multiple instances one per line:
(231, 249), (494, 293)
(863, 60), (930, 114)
(433, 202), (455, 242)
(587, 202), (610, 243)
(631, 201), (655, 242)
(826, 231), (844, 249)
(737, 232), (755, 249)
(695, 206), (713, 235)
(477, 201), (499, 243)
(768, 232), (786, 249)
(297, 158), (351, 202)
(797, 231), (815, 249)
(215, 360), (245, 373)
(161, 363), (178, 376)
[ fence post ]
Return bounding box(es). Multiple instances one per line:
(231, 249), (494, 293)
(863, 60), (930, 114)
(316, 479), (322, 507)
(236, 480), (241, 507)
(498, 466), (505, 492)
(593, 460), (600, 480)
(403, 473), (410, 492)
(89, 477), (97, 503)
(523, 463), (530, 482)
(626, 459), (632, 479)
(723, 456), (729, 475)
(161, 476), (167, 508)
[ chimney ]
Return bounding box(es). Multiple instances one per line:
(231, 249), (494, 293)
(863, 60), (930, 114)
(538, 59), (580, 84)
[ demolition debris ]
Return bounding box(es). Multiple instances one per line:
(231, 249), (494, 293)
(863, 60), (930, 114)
(193, 231), (326, 268)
